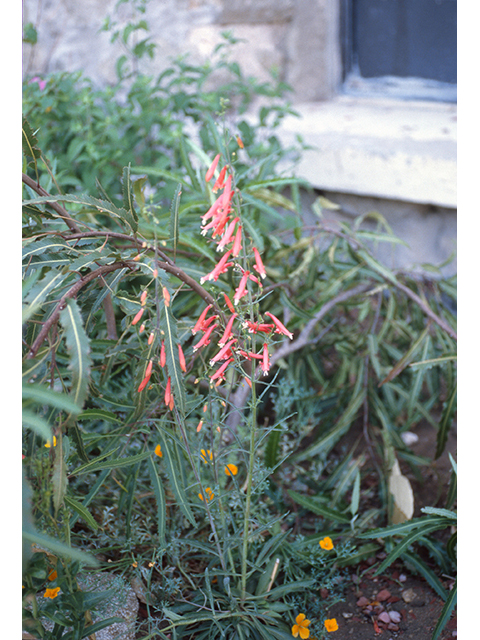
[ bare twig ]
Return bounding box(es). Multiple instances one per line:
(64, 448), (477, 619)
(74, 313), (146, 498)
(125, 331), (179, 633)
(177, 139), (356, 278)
(22, 173), (81, 233)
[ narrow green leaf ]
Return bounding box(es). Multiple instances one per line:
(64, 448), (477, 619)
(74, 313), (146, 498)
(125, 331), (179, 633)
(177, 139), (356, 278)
(23, 194), (137, 233)
(431, 580), (456, 640)
(406, 335), (431, 420)
(409, 355), (457, 371)
(22, 530), (98, 565)
(147, 456), (166, 547)
(78, 409), (121, 424)
(69, 469), (110, 528)
(73, 450), (152, 475)
(287, 490), (351, 523)
(402, 550), (448, 600)
(356, 247), (398, 284)
(23, 384), (82, 415)
(52, 438), (67, 515)
(59, 298), (92, 409)
(160, 433), (195, 526)
(78, 617), (125, 639)
(161, 304), (186, 417)
(70, 448), (120, 476)
(379, 325), (430, 386)
(359, 515), (448, 539)
(22, 410), (52, 441)
(64, 495), (98, 531)
(350, 470), (361, 516)
(122, 164), (138, 222)
(170, 184), (182, 260)
(435, 380), (457, 459)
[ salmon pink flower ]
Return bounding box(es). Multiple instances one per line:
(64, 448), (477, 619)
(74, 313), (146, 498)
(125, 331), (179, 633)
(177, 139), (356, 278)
(221, 175), (233, 208)
(193, 322), (218, 351)
(131, 308), (144, 326)
(162, 286), (170, 307)
(233, 269), (250, 304)
(232, 225), (243, 257)
(178, 344), (187, 372)
(243, 321), (274, 334)
(140, 290), (148, 305)
(205, 153), (220, 182)
(159, 340), (166, 367)
(261, 343), (270, 375)
(201, 249), (234, 284)
(264, 311), (293, 340)
(252, 247), (266, 279)
(236, 136), (244, 149)
(196, 419), (203, 432)
(147, 332), (155, 345)
(164, 377), (172, 407)
(209, 338), (237, 365)
(138, 359), (153, 392)
(216, 217), (239, 252)
(218, 313), (237, 346)
(223, 293), (235, 313)
(212, 165), (228, 192)
(210, 357), (234, 382)
(192, 304), (213, 334)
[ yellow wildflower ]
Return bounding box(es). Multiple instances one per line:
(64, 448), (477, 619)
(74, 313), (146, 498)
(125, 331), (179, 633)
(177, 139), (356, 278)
(47, 570), (57, 581)
(319, 536), (334, 550)
(154, 444), (163, 458)
(324, 619), (338, 632)
(43, 587), (60, 599)
(198, 487), (214, 502)
(44, 436), (57, 448)
(292, 613), (311, 639)
(200, 449), (213, 464)
(225, 464), (238, 477)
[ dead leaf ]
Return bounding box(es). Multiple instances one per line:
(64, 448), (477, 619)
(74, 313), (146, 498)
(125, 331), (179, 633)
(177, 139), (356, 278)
(389, 458), (414, 524)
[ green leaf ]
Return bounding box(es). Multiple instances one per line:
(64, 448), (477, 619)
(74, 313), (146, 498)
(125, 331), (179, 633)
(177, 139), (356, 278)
(435, 380), (457, 459)
(22, 410), (52, 441)
(146, 456), (166, 547)
(64, 495), (98, 531)
(22, 116), (41, 168)
(287, 490), (351, 523)
(23, 194), (138, 233)
(78, 409), (121, 424)
(160, 433), (195, 526)
(379, 325), (430, 386)
(160, 304), (186, 417)
(72, 450), (152, 475)
(23, 384), (82, 415)
(170, 183), (182, 260)
(122, 164), (138, 223)
(402, 551), (448, 600)
(52, 437), (67, 515)
(22, 530), (98, 566)
(59, 299), (92, 409)
(431, 580), (456, 640)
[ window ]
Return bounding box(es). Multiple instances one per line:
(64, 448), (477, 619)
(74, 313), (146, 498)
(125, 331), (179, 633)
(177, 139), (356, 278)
(341, 0), (457, 101)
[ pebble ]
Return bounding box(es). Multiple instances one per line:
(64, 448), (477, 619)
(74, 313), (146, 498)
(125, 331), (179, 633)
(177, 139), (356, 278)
(399, 573), (407, 582)
(342, 612), (353, 619)
(377, 588), (391, 601)
(356, 596), (370, 607)
(387, 623), (400, 631)
(401, 588), (416, 603)
(378, 612), (391, 624)
(389, 610), (402, 624)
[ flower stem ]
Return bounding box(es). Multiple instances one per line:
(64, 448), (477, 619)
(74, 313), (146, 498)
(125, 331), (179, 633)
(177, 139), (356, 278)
(241, 356), (257, 601)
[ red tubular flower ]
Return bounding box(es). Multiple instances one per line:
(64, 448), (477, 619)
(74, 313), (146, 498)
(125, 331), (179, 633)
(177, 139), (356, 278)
(140, 290), (148, 305)
(209, 338), (237, 365)
(236, 136), (244, 149)
(221, 175), (233, 209)
(178, 344), (187, 372)
(253, 247), (267, 279)
(164, 377), (172, 408)
(261, 343), (270, 375)
(232, 225), (243, 257)
(212, 165), (227, 192)
(147, 332), (155, 345)
(244, 321), (274, 334)
(218, 313), (237, 346)
(223, 293), (235, 313)
(162, 286), (170, 307)
(234, 269), (250, 304)
(192, 304), (213, 334)
(205, 153), (220, 182)
(138, 360), (153, 392)
(200, 249), (234, 284)
(159, 340), (166, 367)
(193, 323), (218, 351)
(131, 308), (145, 326)
(210, 357), (234, 382)
(264, 311), (294, 340)
(216, 217), (239, 252)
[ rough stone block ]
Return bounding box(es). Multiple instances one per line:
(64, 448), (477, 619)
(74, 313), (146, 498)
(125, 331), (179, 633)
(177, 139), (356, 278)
(218, 0), (294, 24)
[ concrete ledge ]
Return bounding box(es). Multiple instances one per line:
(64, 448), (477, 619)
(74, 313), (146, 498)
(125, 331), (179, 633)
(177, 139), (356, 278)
(276, 96), (457, 208)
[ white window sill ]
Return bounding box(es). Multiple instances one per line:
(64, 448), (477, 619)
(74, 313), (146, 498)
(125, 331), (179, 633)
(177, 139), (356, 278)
(276, 95), (457, 209)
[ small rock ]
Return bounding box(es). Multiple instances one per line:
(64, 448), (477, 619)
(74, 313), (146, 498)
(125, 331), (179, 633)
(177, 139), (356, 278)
(387, 595), (401, 604)
(401, 588), (416, 603)
(399, 573), (407, 582)
(389, 610), (402, 624)
(356, 596), (370, 607)
(377, 589), (391, 601)
(342, 612), (353, 619)
(378, 612), (391, 624)
(387, 623), (400, 631)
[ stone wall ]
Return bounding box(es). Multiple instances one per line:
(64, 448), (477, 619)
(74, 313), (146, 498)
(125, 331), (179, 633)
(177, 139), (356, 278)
(22, 0), (342, 101)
